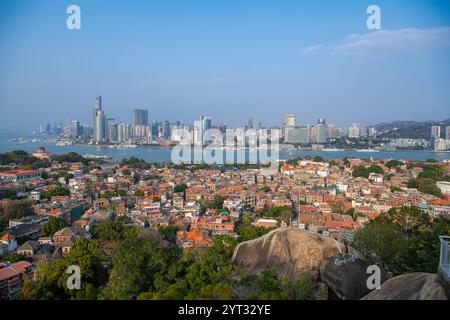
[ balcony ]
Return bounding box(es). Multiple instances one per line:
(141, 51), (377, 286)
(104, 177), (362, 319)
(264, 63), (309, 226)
(439, 236), (450, 280)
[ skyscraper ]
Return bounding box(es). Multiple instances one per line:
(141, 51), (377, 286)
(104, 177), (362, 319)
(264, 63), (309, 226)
(248, 118), (253, 129)
(95, 110), (106, 143)
(201, 116), (212, 143)
(151, 121), (159, 137)
(327, 123), (338, 139)
(70, 120), (79, 140)
(446, 126), (450, 140)
(118, 123), (131, 143)
(162, 120), (171, 139)
(315, 123), (327, 144)
(431, 126), (441, 139)
(348, 123), (361, 138)
(92, 96), (102, 141)
(109, 123), (119, 143)
(285, 115), (296, 127)
(193, 120), (203, 145)
(106, 118), (115, 142)
(133, 109), (149, 127)
(285, 126), (310, 144)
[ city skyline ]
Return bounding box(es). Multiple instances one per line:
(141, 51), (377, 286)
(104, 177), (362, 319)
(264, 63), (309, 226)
(1, 0), (450, 130)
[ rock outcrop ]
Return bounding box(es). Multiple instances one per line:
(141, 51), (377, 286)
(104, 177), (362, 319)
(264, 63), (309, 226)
(320, 256), (386, 300)
(232, 227), (351, 281)
(361, 273), (448, 300)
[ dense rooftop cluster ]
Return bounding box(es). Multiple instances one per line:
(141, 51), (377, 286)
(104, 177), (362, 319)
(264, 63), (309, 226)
(0, 149), (449, 299)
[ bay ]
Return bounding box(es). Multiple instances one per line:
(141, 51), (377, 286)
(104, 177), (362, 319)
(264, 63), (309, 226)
(0, 131), (448, 163)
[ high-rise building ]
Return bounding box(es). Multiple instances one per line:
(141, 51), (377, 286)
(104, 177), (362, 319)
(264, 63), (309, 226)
(327, 123), (339, 139)
(95, 110), (106, 143)
(151, 121), (159, 137)
(133, 109), (149, 127)
(201, 116), (212, 143)
(193, 120), (203, 145)
(248, 118), (253, 129)
(70, 120), (79, 140)
(446, 126), (450, 140)
(162, 121), (171, 139)
(285, 115), (296, 127)
(106, 118), (115, 142)
(80, 125), (91, 141)
(118, 123), (131, 143)
(285, 126), (310, 144)
(201, 116), (212, 131)
(348, 123), (361, 138)
(431, 126), (441, 139)
(217, 124), (227, 134)
(314, 121), (327, 144)
(109, 123), (119, 143)
(92, 96), (102, 141)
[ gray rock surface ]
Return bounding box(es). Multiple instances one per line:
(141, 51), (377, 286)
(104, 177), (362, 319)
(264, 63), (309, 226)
(232, 227), (346, 281)
(361, 273), (448, 300)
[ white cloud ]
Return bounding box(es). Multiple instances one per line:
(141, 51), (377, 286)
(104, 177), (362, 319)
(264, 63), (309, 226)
(303, 45), (328, 54)
(303, 27), (450, 55)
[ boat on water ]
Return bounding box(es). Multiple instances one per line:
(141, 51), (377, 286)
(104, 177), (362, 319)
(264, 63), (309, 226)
(83, 154), (112, 160)
(55, 140), (73, 146)
(322, 148), (341, 152)
(115, 144), (137, 149)
(356, 149), (380, 152)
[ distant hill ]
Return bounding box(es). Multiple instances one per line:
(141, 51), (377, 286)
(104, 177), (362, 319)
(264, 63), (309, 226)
(371, 119), (450, 140)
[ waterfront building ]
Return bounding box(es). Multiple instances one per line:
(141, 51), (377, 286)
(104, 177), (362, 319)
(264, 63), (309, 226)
(95, 111), (106, 143)
(431, 125), (441, 139)
(92, 96), (102, 141)
(70, 120), (79, 140)
(348, 123), (362, 138)
(133, 109), (149, 127)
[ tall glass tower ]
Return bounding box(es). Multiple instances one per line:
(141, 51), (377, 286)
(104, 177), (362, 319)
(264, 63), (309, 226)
(93, 96), (102, 142)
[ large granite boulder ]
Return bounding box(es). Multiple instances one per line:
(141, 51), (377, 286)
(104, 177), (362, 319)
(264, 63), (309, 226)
(320, 256), (386, 300)
(361, 273), (448, 300)
(232, 227), (351, 281)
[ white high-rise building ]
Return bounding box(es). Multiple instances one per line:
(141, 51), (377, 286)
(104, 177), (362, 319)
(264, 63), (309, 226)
(348, 123), (361, 138)
(193, 120), (203, 146)
(431, 126), (441, 139)
(285, 115), (296, 127)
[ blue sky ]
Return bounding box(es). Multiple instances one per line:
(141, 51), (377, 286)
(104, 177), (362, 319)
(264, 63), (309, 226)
(0, 0), (449, 130)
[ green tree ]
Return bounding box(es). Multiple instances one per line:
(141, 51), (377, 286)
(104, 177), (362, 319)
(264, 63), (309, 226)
(41, 186), (70, 200)
(237, 226), (274, 242)
(385, 160), (403, 168)
(313, 156), (324, 163)
(42, 217), (66, 236)
(352, 164), (383, 179)
(208, 196), (226, 209)
(173, 184), (188, 193)
(0, 200), (34, 231)
(390, 186), (402, 193)
(93, 220), (124, 241)
(99, 237), (178, 300)
(158, 225), (178, 241)
(20, 238), (103, 300)
(352, 206), (449, 276)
